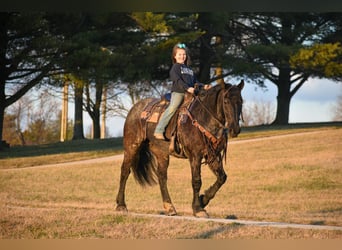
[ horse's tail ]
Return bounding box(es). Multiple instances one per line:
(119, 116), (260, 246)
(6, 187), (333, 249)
(132, 139), (157, 186)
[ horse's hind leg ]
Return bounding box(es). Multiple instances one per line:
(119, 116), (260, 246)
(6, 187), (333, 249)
(115, 155), (130, 212)
(199, 160), (227, 209)
(115, 145), (139, 212)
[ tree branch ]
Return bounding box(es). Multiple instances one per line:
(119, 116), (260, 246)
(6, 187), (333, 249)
(290, 76), (309, 98)
(5, 62), (54, 107)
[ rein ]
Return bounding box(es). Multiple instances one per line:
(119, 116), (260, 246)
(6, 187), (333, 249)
(186, 86), (234, 145)
(193, 95), (227, 131)
(183, 107), (225, 149)
(183, 107), (227, 165)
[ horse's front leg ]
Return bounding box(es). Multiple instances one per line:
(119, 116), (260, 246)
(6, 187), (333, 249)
(200, 159), (227, 209)
(153, 150), (177, 216)
(189, 155), (209, 218)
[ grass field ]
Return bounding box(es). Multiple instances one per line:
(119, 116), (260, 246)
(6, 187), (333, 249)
(0, 123), (341, 239)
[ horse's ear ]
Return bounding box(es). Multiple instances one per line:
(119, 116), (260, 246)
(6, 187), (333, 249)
(238, 80), (244, 90)
(224, 82), (232, 90)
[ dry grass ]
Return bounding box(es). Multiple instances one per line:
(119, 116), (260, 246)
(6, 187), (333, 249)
(0, 127), (341, 239)
(1, 206), (340, 239)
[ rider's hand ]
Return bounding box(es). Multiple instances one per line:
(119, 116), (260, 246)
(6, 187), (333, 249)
(204, 84), (211, 90)
(187, 87), (195, 94)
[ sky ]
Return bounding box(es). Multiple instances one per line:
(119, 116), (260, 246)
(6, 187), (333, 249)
(241, 78), (341, 123)
(79, 77), (341, 137)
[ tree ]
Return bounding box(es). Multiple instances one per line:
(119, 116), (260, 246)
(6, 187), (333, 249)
(0, 13), (67, 148)
(242, 100), (276, 126)
(222, 13), (342, 125)
(290, 42), (342, 81)
(3, 113), (21, 145)
(84, 79), (103, 139)
(71, 76), (85, 140)
(60, 80), (68, 142)
(196, 12), (233, 83)
(4, 93), (32, 145)
(4, 86), (62, 145)
(61, 13), (147, 139)
(332, 87), (342, 121)
(105, 12), (203, 118)
(1, 12), (175, 144)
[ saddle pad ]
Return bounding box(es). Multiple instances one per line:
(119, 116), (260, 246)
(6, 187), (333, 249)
(141, 98), (168, 123)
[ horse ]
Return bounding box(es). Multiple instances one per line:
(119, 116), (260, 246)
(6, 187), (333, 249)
(115, 80), (244, 218)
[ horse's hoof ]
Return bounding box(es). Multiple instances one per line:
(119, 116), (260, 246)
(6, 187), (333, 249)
(163, 202), (177, 216)
(116, 205), (128, 213)
(195, 210), (209, 218)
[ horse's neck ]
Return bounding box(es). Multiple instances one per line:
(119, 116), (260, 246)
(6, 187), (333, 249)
(190, 89), (225, 132)
(201, 89), (225, 123)
(214, 90), (225, 122)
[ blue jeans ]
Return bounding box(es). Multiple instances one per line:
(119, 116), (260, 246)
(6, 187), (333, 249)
(154, 92), (184, 134)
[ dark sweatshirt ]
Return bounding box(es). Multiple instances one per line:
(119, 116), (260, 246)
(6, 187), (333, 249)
(169, 63), (198, 93)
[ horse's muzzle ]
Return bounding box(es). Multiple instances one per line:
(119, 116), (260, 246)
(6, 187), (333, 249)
(229, 126), (241, 138)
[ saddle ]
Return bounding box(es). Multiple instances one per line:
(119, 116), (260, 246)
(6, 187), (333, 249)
(140, 94), (170, 124)
(140, 93), (193, 158)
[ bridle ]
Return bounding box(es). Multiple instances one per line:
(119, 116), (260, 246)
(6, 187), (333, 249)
(196, 85), (242, 131)
(194, 94), (227, 131)
(222, 86), (244, 127)
(182, 86), (242, 150)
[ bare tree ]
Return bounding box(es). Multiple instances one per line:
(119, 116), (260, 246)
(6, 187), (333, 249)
(6, 92), (33, 145)
(5, 87), (61, 145)
(106, 80), (170, 119)
(26, 89), (60, 144)
(242, 100), (276, 126)
(332, 87), (342, 121)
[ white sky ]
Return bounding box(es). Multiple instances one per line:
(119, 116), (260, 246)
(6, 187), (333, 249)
(241, 77), (341, 123)
(78, 77), (341, 137)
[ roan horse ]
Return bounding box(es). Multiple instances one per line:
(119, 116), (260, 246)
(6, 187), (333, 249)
(116, 80), (244, 217)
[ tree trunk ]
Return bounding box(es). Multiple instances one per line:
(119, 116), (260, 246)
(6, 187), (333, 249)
(213, 36), (225, 87)
(84, 80), (103, 139)
(92, 113), (101, 139)
(0, 15), (8, 149)
(72, 83), (85, 140)
(92, 81), (103, 139)
(273, 68), (292, 125)
(60, 81), (68, 142)
(101, 86), (107, 139)
(198, 34), (214, 83)
(0, 103), (5, 150)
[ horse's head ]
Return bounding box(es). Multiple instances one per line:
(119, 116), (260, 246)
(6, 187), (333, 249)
(222, 80), (244, 138)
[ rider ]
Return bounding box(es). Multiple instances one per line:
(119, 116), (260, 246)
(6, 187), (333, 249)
(154, 43), (211, 140)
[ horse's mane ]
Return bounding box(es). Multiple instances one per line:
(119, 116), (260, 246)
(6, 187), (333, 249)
(198, 82), (233, 102)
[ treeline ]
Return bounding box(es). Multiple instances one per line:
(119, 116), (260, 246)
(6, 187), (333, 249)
(1, 12), (341, 147)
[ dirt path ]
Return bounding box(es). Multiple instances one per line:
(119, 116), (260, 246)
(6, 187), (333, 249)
(128, 212), (342, 231)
